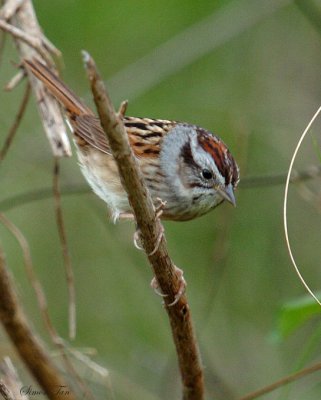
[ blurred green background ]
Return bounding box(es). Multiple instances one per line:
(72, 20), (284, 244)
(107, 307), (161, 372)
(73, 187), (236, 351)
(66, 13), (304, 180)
(1, 0), (321, 399)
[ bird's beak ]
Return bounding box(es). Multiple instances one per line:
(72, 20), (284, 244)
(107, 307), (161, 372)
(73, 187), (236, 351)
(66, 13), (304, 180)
(217, 184), (236, 207)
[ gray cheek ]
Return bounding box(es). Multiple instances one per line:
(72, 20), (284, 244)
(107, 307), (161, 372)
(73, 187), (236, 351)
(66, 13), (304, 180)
(160, 127), (196, 194)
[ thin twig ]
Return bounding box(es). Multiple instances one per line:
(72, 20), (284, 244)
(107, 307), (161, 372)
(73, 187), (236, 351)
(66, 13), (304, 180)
(0, 24), (6, 67)
(0, 82), (30, 163)
(0, 0), (25, 20)
(0, 357), (28, 400)
(0, 244), (76, 400)
(12, 0), (71, 157)
(83, 51), (204, 400)
(238, 360), (321, 400)
(0, 19), (48, 60)
(0, 381), (14, 400)
(0, 0), (60, 58)
(0, 213), (56, 339)
(40, 34), (61, 58)
(4, 69), (25, 91)
(66, 348), (109, 379)
(0, 213), (95, 400)
(52, 158), (76, 340)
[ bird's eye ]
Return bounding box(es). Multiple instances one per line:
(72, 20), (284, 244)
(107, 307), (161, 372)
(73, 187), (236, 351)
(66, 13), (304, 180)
(201, 169), (213, 180)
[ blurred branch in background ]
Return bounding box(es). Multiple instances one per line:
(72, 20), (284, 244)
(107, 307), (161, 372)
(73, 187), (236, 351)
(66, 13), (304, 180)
(107, 0), (291, 101)
(0, 213), (94, 399)
(0, 243), (76, 400)
(0, 357), (29, 400)
(0, 184), (89, 211)
(0, 1), (91, 398)
(240, 165), (321, 188)
(0, 0), (71, 157)
(2, 164), (321, 212)
(53, 159), (76, 340)
(238, 360), (321, 400)
(0, 82), (30, 163)
(0, 381), (15, 400)
(0, 0), (77, 344)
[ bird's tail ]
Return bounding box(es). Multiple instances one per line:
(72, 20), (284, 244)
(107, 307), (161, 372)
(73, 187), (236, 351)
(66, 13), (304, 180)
(24, 58), (91, 116)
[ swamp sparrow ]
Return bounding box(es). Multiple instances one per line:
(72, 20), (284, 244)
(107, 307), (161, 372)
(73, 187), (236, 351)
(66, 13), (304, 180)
(24, 59), (239, 222)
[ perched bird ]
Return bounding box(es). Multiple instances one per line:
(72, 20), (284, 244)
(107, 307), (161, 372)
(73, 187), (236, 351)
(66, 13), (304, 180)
(24, 59), (239, 222)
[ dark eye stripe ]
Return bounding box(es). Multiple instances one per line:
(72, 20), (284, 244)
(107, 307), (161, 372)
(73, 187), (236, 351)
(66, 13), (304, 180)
(180, 141), (199, 169)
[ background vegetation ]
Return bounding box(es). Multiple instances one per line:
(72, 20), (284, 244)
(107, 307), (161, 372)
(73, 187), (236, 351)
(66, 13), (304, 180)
(1, 0), (321, 399)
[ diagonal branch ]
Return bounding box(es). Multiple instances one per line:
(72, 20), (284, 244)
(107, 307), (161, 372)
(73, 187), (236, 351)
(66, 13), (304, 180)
(0, 0), (71, 157)
(0, 213), (94, 400)
(238, 360), (321, 400)
(0, 81), (31, 163)
(82, 51), (204, 400)
(0, 245), (76, 400)
(52, 158), (76, 340)
(0, 19), (48, 60)
(0, 357), (29, 400)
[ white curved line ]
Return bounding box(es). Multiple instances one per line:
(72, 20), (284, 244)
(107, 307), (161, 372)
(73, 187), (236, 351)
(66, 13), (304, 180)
(284, 106), (321, 306)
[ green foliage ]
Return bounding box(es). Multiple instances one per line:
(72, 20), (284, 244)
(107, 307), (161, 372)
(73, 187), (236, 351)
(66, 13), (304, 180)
(274, 294), (321, 341)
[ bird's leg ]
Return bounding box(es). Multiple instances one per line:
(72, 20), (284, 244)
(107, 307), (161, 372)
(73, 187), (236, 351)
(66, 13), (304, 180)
(148, 225), (164, 256)
(133, 227), (143, 250)
(151, 266), (186, 307)
(133, 198), (166, 255)
(146, 198), (167, 256)
(154, 197), (167, 219)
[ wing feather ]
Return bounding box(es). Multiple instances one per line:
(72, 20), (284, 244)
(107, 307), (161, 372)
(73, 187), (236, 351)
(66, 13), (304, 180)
(24, 58), (178, 157)
(73, 115), (177, 157)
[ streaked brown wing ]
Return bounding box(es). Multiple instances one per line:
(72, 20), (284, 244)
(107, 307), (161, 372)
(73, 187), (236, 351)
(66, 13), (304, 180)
(125, 116), (176, 158)
(73, 115), (177, 158)
(74, 114), (111, 154)
(24, 59), (178, 158)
